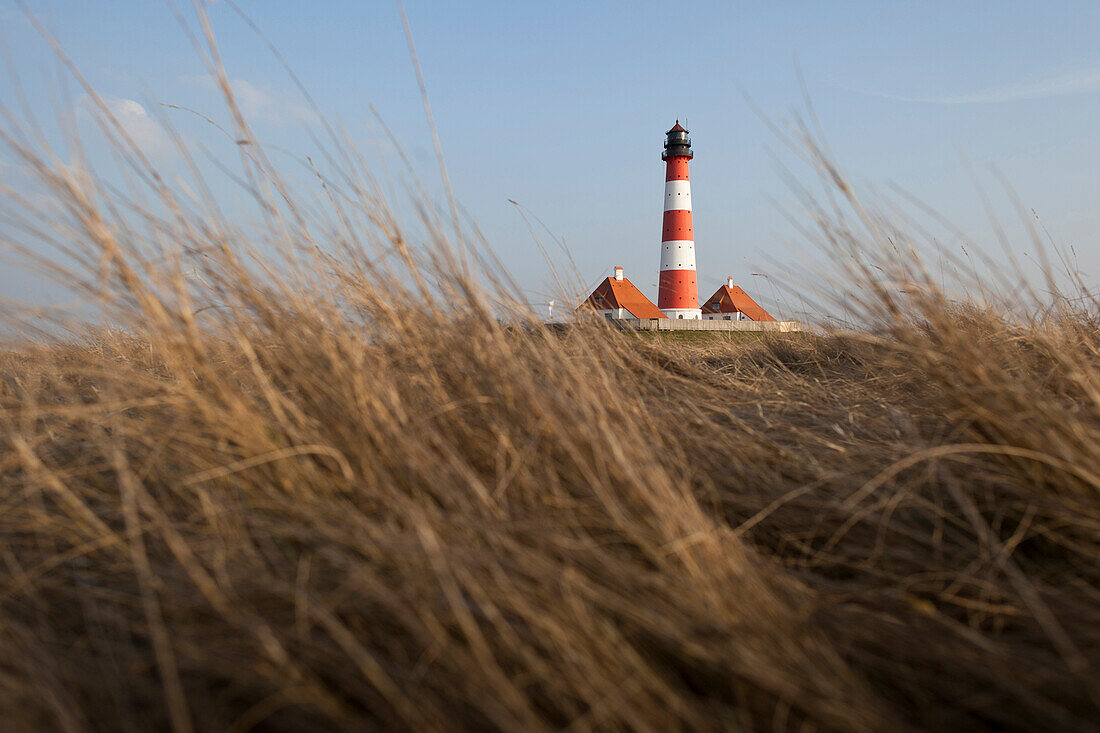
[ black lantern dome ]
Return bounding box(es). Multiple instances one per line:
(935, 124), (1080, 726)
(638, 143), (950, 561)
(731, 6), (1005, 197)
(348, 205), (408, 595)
(662, 120), (693, 160)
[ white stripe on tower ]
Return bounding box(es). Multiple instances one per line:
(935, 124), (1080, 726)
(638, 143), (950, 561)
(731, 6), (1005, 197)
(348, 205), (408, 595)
(659, 241), (696, 271)
(663, 180), (692, 211)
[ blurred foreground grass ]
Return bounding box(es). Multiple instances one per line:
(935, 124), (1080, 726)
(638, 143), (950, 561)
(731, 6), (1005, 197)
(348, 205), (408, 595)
(1, 10), (1099, 730)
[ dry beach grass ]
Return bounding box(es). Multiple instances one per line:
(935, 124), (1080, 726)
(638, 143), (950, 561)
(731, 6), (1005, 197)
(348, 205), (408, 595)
(1, 14), (1100, 732)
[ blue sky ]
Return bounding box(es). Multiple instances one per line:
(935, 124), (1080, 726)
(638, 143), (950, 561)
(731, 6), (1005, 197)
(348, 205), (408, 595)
(2, 0), (1099, 316)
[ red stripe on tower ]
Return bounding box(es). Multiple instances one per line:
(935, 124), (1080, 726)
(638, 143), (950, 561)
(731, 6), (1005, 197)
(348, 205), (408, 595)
(657, 121), (701, 319)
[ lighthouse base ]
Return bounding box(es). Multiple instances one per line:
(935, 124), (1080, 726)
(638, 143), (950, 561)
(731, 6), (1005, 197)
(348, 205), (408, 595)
(660, 308), (702, 320)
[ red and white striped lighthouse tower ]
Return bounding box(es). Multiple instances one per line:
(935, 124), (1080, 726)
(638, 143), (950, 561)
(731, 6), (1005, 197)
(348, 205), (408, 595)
(658, 121), (701, 319)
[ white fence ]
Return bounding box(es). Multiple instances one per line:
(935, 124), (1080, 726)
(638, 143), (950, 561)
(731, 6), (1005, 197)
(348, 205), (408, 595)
(617, 319), (803, 333)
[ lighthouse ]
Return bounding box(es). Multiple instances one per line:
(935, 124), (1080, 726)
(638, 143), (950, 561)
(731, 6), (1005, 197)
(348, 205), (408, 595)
(658, 121), (701, 319)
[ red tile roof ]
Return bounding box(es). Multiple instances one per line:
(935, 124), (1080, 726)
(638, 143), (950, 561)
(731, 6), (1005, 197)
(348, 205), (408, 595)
(578, 276), (667, 319)
(701, 284), (776, 321)
(667, 120), (686, 133)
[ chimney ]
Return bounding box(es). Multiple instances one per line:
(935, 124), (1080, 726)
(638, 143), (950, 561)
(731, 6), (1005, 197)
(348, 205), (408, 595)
(614, 266), (624, 281)
(727, 276), (735, 289)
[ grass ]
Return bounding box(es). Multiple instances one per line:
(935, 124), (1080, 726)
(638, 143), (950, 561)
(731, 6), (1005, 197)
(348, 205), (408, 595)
(630, 330), (782, 344)
(1, 11), (1099, 731)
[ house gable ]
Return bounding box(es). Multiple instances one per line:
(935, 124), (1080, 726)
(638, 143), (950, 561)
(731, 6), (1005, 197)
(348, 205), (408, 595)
(578, 276), (667, 319)
(701, 284), (776, 322)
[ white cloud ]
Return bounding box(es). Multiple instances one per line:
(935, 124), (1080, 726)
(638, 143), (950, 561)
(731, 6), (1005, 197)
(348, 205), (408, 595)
(181, 75), (318, 126)
(852, 67), (1100, 105)
(79, 95), (172, 156)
